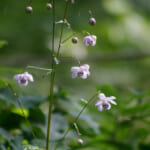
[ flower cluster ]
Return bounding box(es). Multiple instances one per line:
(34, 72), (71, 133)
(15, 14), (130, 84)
(95, 93), (117, 111)
(71, 64), (90, 79)
(14, 72), (34, 86)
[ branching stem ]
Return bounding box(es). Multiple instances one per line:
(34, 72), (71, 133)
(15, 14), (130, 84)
(54, 93), (98, 150)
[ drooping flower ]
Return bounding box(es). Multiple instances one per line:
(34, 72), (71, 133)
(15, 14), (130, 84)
(25, 6), (33, 14)
(89, 17), (96, 25)
(78, 138), (84, 145)
(14, 72), (34, 86)
(72, 37), (78, 44)
(83, 35), (97, 46)
(95, 93), (117, 111)
(46, 3), (52, 10)
(71, 64), (90, 79)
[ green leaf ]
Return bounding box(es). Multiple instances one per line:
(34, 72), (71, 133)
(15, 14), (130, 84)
(0, 142), (6, 150)
(12, 108), (29, 117)
(0, 87), (17, 105)
(19, 95), (46, 109)
(8, 136), (23, 150)
(0, 41), (7, 48)
(0, 128), (13, 141)
(29, 109), (45, 125)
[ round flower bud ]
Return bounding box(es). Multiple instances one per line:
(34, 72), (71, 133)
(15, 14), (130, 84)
(78, 138), (84, 145)
(46, 3), (52, 10)
(89, 17), (96, 25)
(72, 37), (78, 44)
(25, 6), (33, 14)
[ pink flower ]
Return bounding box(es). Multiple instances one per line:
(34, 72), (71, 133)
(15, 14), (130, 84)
(71, 64), (90, 79)
(95, 93), (117, 111)
(14, 72), (34, 86)
(83, 35), (97, 46)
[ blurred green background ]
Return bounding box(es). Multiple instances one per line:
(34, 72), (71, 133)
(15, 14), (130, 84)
(0, 0), (150, 150)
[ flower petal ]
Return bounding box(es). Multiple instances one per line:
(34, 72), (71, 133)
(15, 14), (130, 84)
(98, 105), (103, 111)
(80, 72), (88, 79)
(71, 66), (80, 72)
(98, 93), (106, 100)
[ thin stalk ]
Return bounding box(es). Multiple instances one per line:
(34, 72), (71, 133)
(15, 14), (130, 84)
(54, 93), (98, 150)
(7, 84), (43, 148)
(27, 65), (52, 71)
(56, 0), (69, 57)
(46, 1), (70, 150)
(46, 0), (56, 149)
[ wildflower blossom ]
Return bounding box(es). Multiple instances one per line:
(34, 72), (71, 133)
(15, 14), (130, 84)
(83, 35), (97, 46)
(71, 64), (90, 79)
(14, 72), (34, 86)
(95, 93), (117, 111)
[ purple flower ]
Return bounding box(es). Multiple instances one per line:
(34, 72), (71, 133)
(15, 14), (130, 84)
(14, 72), (34, 86)
(95, 93), (117, 111)
(83, 35), (97, 46)
(71, 64), (90, 79)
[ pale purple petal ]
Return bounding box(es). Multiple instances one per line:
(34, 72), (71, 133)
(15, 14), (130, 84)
(80, 72), (88, 79)
(108, 99), (117, 105)
(98, 93), (106, 100)
(83, 36), (90, 46)
(106, 103), (111, 110)
(14, 74), (21, 80)
(26, 73), (34, 82)
(71, 66), (80, 72)
(81, 64), (90, 70)
(98, 105), (103, 111)
(72, 72), (78, 78)
(95, 100), (102, 106)
(109, 96), (116, 100)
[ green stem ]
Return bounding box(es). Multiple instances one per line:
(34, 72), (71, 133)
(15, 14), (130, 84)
(56, 0), (69, 57)
(46, 0), (56, 149)
(54, 93), (98, 150)
(46, 1), (69, 150)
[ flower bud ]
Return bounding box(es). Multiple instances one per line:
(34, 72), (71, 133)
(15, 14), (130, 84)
(89, 17), (96, 25)
(46, 3), (52, 10)
(78, 138), (84, 145)
(25, 6), (33, 14)
(72, 37), (78, 44)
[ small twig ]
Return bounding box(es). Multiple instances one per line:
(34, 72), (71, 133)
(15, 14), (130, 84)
(74, 123), (81, 138)
(27, 65), (52, 71)
(56, 0), (69, 57)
